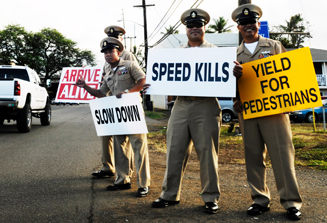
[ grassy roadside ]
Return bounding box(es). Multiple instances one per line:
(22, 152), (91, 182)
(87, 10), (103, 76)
(145, 109), (327, 171)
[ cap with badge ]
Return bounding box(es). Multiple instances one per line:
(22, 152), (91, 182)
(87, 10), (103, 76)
(180, 8), (210, 28)
(231, 3), (262, 25)
(104, 25), (126, 38)
(100, 37), (124, 53)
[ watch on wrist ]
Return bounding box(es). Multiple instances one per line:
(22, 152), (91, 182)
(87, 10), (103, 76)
(124, 89), (129, 93)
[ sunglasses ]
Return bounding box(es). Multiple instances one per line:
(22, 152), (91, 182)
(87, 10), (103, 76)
(238, 19), (257, 26)
(186, 21), (204, 29)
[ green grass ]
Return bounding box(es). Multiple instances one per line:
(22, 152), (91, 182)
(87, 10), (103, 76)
(145, 110), (169, 120)
(146, 110), (327, 170)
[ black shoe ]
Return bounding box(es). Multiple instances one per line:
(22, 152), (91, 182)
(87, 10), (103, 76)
(287, 207), (301, 220)
(106, 183), (131, 191)
(92, 170), (115, 178)
(247, 204), (270, 216)
(135, 187), (150, 197)
(152, 197), (180, 208)
(204, 202), (219, 214)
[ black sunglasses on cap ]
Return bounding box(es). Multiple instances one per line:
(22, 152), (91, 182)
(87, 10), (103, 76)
(238, 19), (257, 26)
(186, 21), (204, 29)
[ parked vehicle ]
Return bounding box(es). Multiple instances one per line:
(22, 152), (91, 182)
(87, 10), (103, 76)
(290, 101), (327, 123)
(0, 65), (51, 132)
(167, 97), (238, 123)
(217, 97), (238, 122)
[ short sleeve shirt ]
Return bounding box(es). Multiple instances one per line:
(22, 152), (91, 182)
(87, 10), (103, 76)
(236, 36), (286, 98)
(102, 50), (137, 77)
(100, 59), (145, 96)
(237, 35), (286, 63)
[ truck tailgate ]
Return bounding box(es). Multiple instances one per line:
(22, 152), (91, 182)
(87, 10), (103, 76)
(0, 79), (14, 99)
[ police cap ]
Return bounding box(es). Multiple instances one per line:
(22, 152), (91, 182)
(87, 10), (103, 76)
(100, 37), (124, 53)
(104, 25), (126, 38)
(180, 8), (210, 25)
(231, 4), (262, 24)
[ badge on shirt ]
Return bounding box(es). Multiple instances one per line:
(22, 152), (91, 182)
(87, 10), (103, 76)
(117, 66), (129, 76)
(259, 51), (273, 59)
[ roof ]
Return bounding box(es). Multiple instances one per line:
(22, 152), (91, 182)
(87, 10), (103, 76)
(287, 48), (327, 62)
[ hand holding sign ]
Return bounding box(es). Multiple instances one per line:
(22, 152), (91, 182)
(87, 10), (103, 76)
(142, 83), (151, 94)
(74, 75), (86, 88)
(233, 61), (243, 78)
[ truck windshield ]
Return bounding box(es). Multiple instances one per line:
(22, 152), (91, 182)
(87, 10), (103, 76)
(0, 69), (30, 81)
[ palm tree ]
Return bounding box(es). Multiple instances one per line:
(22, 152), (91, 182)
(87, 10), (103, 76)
(270, 14), (311, 48)
(205, 17), (233, 33)
(164, 25), (179, 35)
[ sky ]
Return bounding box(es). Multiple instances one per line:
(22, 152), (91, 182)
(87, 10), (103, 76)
(1, 0), (326, 67)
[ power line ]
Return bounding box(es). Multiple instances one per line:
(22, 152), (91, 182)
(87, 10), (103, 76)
(139, 0), (184, 48)
(150, 0), (204, 48)
(147, 0), (179, 41)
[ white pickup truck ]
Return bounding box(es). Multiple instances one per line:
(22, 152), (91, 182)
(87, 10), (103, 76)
(0, 65), (51, 132)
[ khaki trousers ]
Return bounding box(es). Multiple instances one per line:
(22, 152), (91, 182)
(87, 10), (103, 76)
(113, 134), (150, 188)
(239, 113), (302, 209)
(100, 136), (134, 175)
(161, 98), (221, 203)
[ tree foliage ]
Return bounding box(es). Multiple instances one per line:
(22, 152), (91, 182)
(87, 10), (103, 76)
(205, 17), (233, 33)
(0, 24), (96, 82)
(164, 25), (179, 35)
(270, 14), (311, 48)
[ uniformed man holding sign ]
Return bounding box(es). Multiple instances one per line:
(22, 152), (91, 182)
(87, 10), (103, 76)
(232, 4), (302, 220)
(92, 25), (136, 180)
(75, 37), (150, 197)
(146, 8), (222, 214)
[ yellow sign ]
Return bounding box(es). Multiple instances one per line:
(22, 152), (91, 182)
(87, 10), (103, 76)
(238, 47), (322, 119)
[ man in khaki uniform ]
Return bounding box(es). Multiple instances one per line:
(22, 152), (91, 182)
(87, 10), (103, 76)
(145, 8), (222, 214)
(232, 4), (302, 220)
(76, 37), (150, 197)
(92, 25), (136, 179)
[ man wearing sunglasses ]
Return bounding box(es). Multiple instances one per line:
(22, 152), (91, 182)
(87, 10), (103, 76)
(232, 4), (302, 221)
(150, 8), (222, 214)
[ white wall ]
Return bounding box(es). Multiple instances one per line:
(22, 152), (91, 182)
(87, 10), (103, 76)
(154, 33), (239, 49)
(150, 95), (167, 110)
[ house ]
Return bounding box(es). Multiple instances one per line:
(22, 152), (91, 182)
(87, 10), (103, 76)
(308, 48), (327, 97)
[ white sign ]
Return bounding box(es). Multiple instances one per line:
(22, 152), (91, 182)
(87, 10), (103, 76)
(89, 92), (148, 136)
(145, 47), (237, 97)
(55, 67), (102, 103)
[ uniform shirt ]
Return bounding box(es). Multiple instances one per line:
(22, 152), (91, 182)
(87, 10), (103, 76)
(102, 50), (137, 77)
(236, 36), (286, 99)
(100, 59), (145, 96)
(178, 40), (216, 100)
(237, 35), (286, 63)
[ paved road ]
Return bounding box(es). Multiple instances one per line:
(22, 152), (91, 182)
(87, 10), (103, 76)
(0, 104), (101, 222)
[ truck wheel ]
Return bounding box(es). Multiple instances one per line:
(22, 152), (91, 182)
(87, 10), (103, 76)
(222, 110), (233, 123)
(40, 102), (51, 126)
(17, 103), (32, 133)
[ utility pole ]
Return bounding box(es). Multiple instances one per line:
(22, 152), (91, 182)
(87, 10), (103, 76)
(125, 36), (136, 52)
(238, 0), (251, 44)
(134, 0), (155, 69)
(122, 9), (127, 48)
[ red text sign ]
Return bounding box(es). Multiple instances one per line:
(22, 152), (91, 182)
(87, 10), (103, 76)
(55, 67), (102, 103)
